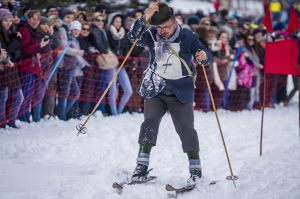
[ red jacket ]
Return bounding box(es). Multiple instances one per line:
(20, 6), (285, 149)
(18, 22), (41, 75)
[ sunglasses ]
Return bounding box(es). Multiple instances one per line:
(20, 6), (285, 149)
(98, 10), (107, 13)
(82, 28), (90, 31)
(96, 19), (105, 22)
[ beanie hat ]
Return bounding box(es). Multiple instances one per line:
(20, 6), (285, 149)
(149, 2), (174, 25)
(59, 8), (73, 20)
(95, 3), (108, 12)
(46, 4), (58, 14)
(187, 15), (200, 26)
(39, 17), (49, 25)
(69, 20), (82, 31)
(0, 8), (13, 21)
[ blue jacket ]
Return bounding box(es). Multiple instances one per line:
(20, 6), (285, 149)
(127, 17), (211, 103)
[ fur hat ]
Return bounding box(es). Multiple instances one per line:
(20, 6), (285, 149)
(149, 3), (174, 25)
(0, 8), (13, 21)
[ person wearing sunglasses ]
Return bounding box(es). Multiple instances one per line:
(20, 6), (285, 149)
(89, 12), (117, 115)
(127, 2), (211, 185)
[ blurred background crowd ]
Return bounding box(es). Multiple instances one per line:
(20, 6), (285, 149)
(0, 0), (299, 129)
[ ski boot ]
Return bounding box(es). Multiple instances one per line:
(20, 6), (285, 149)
(187, 168), (202, 186)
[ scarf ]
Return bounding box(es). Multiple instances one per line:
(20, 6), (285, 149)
(109, 25), (125, 40)
(155, 24), (181, 62)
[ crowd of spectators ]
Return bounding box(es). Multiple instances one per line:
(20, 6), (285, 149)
(0, 0), (298, 129)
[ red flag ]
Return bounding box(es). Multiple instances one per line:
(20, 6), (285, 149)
(287, 6), (299, 34)
(264, 39), (300, 75)
(263, 4), (274, 33)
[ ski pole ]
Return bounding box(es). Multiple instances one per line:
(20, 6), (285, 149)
(46, 43), (69, 85)
(200, 63), (238, 188)
(76, 30), (145, 136)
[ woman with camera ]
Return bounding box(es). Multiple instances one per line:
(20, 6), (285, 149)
(31, 16), (53, 122)
(0, 8), (23, 128)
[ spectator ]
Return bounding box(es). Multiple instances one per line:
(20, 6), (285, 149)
(0, 8), (23, 128)
(75, 11), (87, 23)
(66, 20), (89, 119)
(186, 15), (200, 31)
(18, 10), (49, 123)
(106, 13), (133, 114)
(42, 14), (61, 118)
(243, 33), (263, 110)
(32, 16), (53, 122)
(78, 21), (97, 115)
(56, 10), (83, 120)
(89, 12), (114, 115)
(95, 3), (108, 20)
(45, 4), (59, 17)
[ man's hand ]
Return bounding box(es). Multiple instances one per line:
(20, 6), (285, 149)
(195, 50), (207, 63)
(144, 2), (159, 23)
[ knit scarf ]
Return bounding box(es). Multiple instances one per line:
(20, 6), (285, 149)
(155, 24), (180, 62)
(109, 25), (125, 40)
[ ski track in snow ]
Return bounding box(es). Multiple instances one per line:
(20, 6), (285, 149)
(0, 103), (299, 199)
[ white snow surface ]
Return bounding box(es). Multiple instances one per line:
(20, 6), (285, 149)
(0, 103), (299, 199)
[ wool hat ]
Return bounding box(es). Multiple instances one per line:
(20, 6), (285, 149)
(0, 8), (13, 21)
(46, 4), (58, 14)
(39, 16), (49, 25)
(59, 8), (74, 20)
(187, 15), (200, 26)
(95, 3), (108, 12)
(149, 2), (174, 25)
(69, 20), (82, 31)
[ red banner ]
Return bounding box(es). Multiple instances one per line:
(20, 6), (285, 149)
(264, 39), (300, 75)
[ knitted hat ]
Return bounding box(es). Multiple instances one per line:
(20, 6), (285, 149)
(39, 17), (49, 25)
(149, 3), (174, 25)
(0, 8), (13, 21)
(46, 4), (58, 14)
(69, 20), (82, 31)
(95, 3), (108, 12)
(187, 15), (200, 26)
(59, 8), (74, 20)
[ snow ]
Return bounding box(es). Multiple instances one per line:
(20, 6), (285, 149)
(0, 100), (299, 199)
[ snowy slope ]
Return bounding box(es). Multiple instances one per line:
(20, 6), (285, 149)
(0, 103), (299, 199)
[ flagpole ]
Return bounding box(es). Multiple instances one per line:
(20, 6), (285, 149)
(298, 76), (300, 144)
(260, 73), (267, 156)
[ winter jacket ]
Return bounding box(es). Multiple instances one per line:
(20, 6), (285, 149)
(18, 22), (42, 75)
(106, 13), (127, 56)
(0, 29), (22, 89)
(236, 51), (255, 88)
(89, 24), (109, 54)
(127, 16), (211, 103)
(36, 31), (54, 80)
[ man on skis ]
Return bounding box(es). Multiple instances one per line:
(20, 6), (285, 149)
(127, 2), (211, 185)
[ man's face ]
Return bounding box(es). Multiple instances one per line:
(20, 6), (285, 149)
(156, 18), (177, 40)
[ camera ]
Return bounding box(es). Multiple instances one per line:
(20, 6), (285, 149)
(44, 35), (50, 41)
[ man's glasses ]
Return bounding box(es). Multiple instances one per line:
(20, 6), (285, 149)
(82, 28), (90, 31)
(96, 19), (105, 22)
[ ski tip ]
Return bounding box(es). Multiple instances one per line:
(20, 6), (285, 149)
(209, 180), (217, 186)
(112, 182), (123, 189)
(166, 184), (176, 191)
